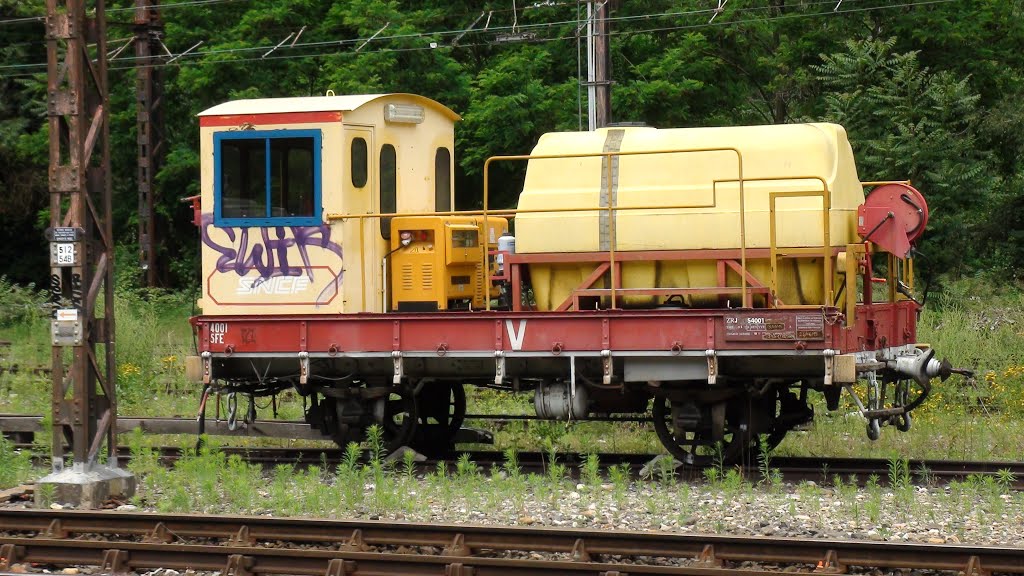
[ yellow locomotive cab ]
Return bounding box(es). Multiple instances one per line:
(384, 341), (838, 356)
(195, 93), (459, 315)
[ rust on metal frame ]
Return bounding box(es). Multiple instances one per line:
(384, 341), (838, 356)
(45, 0), (118, 471)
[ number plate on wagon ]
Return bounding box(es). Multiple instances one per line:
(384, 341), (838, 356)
(724, 312), (825, 341)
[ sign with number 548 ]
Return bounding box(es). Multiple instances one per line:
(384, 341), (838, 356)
(51, 242), (77, 266)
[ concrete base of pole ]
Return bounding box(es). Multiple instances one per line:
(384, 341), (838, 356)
(35, 465), (136, 509)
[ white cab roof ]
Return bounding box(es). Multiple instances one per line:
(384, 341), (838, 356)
(198, 93), (459, 120)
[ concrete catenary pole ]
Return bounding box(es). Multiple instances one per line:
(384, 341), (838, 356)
(585, 0), (612, 130)
(593, 0), (611, 128)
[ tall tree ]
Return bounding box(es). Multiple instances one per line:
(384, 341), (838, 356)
(813, 38), (994, 276)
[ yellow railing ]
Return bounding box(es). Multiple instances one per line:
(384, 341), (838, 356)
(769, 189), (833, 308)
(327, 147), (842, 313)
(770, 181), (833, 308)
(843, 242), (867, 323)
(711, 176), (834, 309)
(480, 148), (746, 309)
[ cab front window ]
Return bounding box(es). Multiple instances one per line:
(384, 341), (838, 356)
(215, 129), (322, 227)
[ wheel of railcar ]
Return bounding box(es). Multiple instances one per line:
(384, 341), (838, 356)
(651, 397), (754, 466)
(377, 388), (419, 451)
(763, 387), (812, 452)
(418, 381), (467, 434)
(763, 428), (788, 452)
(410, 381), (467, 456)
(317, 396), (361, 449)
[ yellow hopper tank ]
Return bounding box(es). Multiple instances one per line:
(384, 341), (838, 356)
(514, 123), (863, 310)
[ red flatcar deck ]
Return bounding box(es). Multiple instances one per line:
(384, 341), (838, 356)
(193, 300), (916, 358)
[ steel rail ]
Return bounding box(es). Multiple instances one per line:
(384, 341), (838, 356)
(0, 509), (1022, 574)
(0, 538), (783, 576)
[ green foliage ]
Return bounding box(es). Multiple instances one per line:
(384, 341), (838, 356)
(887, 455), (911, 498)
(458, 47), (578, 208)
(0, 276), (46, 327)
(813, 38), (994, 275)
(757, 435), (782, 488)
(614, 33), (722, 127)
(0, 436), (33, 489)
(580, 453), (600, 487)
(455, 452), (480, 480)
(502, 446), (522, 479)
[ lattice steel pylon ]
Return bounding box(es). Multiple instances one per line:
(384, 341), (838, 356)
(41, 0), (135, 506)
(135, 0), (164, 287)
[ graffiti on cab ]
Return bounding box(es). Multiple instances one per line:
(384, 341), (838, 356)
(201, 213), (343, 304)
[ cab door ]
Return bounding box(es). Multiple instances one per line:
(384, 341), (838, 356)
(343, 126), (379, 312)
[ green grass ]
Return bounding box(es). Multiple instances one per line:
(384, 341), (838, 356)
(0, 436), (35, 489)
(773, 409), (1024, 461)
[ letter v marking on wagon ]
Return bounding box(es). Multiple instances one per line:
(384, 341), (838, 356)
(505, 320), (527, 351)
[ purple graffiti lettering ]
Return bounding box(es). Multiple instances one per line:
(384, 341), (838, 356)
(201, 214), (344, 305)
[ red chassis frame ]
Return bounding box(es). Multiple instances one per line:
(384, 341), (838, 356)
(191, 301), (917, 379)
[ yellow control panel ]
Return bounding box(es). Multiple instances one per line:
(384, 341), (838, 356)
(389, 216), (509, 311)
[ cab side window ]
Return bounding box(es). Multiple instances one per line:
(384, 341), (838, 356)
(380, 144), (397, 239)
(351, 137), (368, 188)
(435, 147), (451, 212)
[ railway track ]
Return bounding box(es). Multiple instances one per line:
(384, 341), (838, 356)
(4, 413), (1023, 488)
(150, 447), (1024, 489)
(0, 509), (1021, 574)
(10, 442), (1024, 489)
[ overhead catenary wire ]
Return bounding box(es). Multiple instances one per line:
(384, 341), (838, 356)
(0, 0), (883, 55)
(0, 0), (568, 28)
(1, 0), (581, 67)
(0, 15), (43, 25)
(0, 0), (965, 76)
(709, 0), (729, 23)
(178, 0), (970, 70)
(0, 0), (925, 68)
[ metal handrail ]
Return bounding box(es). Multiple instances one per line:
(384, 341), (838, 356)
(861, 180), (912, 187)
(326, 149), (842, 313)
(481, 148), (745, 310)
(713, 176), (835, 308)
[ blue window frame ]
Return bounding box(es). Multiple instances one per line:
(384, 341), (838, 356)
(214, 129), (322, 227)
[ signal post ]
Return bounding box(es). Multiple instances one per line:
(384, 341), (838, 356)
(40, 0), (135, 506)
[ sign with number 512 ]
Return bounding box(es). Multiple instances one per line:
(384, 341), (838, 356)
(51, 242), (78, 267)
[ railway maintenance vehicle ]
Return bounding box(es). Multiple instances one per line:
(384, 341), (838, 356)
(186, 93), (957, 464)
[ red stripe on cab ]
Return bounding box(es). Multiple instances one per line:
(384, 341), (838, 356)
(199, 111), (343, 127)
